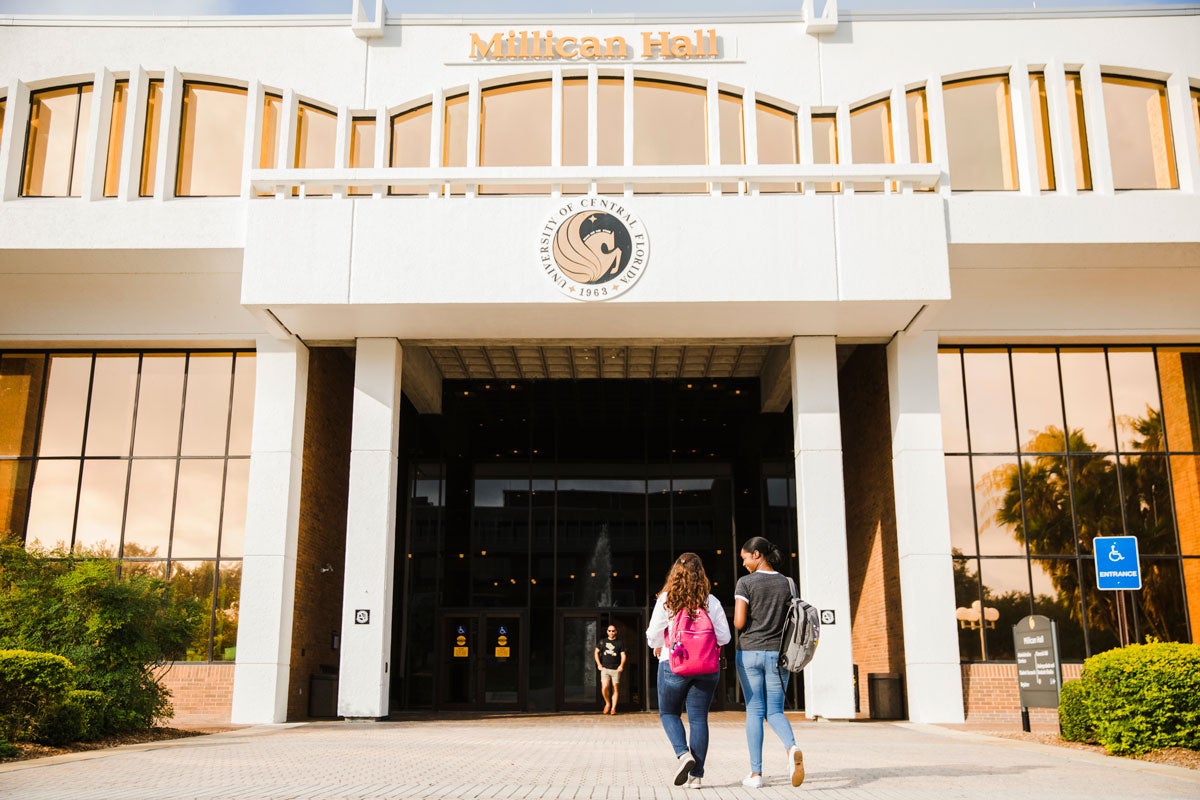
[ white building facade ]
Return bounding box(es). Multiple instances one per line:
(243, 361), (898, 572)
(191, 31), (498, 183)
(1, 3), (1198, 727)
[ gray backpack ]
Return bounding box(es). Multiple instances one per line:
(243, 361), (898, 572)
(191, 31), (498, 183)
(778, 577), (820, 673)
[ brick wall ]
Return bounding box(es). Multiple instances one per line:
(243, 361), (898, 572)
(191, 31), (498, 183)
(159, 663), (235, 726)
(961, 662), (1083, 724)
(838, 345), (907, 717)
(287, 347), (354, 720)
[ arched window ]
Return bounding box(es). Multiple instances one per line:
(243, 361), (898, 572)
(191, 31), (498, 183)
(177, 82), (247, 197)
(634, 78), (707, 193)
(1028, 72), (1055, 191)
(717, 91), (743, 194)
(22, 82), (93, 197)
(756, 100), (798, 193)
(943, 75), (1018, 191)
(293, 101), (336, 196)
(442, 92), (468, 196)
(348, 116), (376, 196)
(850, 97), (893, 193)
(140, 79), (164, 197)
(811, 112), (839, 192)
(103, 80), (128, 197)
(479, 79), (551, 195)
(1064, 72), (1092, 191)
(1102, 75), (1177, 190)
(389, 103), (431, 196)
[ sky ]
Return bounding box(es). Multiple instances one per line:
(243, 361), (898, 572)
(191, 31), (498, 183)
(0, 0), (1195, 15)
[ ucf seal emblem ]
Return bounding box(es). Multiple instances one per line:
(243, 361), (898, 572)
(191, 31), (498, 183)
(539, 197), (649, 301)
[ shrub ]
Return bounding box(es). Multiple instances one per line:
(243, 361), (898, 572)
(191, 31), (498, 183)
(0, 542), (203, 734)
(0, 736), (17, 758)
(1057, 678), (1093, 743)
(1080, 642), (1200, 756)
(0, 649), (75, 741)
(36, 689), (110, 745)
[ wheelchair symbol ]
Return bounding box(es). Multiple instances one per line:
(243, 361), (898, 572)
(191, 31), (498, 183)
(1108, 543), (1125, 563)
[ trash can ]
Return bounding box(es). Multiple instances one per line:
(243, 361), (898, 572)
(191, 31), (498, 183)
(308, 673), (339, 718)
(867, 672), (906, 720)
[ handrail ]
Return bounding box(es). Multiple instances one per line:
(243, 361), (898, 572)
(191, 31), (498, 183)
(249, 163), (942, 195)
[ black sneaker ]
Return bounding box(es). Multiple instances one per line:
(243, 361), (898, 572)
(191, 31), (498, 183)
(673, 751), (697, 786)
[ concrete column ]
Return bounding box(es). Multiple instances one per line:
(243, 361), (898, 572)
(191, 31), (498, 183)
(337, 338), (403, 719)
(886, 330), (965, 723)
(791, 337), (856, 719)
(231, 336), (309, 724)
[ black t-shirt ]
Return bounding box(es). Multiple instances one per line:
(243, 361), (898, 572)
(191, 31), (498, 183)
(734, 570), (793, 651)
(597, 637), (625, 668)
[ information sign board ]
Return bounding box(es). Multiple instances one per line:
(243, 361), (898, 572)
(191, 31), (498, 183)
(1094, 535), (1141, 590)
(1013, 615), (1061, 709)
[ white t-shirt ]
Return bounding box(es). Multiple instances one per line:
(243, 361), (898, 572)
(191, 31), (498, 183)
(645, 592), (733, 662)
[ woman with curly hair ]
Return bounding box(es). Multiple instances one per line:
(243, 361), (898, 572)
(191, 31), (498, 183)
(645, 552), (731, 789)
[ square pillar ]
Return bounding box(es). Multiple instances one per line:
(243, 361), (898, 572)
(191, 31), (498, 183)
(791, 337), (856, 719)
(337, 338), (402, 719)
(887, 330), (965, 723)
(231, 336), (309, 724)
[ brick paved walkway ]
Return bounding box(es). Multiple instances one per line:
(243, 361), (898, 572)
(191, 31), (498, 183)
(1, 712), (1196, 799)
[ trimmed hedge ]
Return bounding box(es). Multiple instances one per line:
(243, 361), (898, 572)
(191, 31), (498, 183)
(0, 649), (75, 742)
(1060, 642), (1200, 756)
(1057, 678), (1093, 744)
(37, 689), (110, 745)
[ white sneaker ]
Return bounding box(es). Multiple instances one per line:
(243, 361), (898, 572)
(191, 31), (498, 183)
(673, 751), (696, 786)
(741, 774), (763, 789)
(684, 776), (703, 789)
(788, 745), (805, 787)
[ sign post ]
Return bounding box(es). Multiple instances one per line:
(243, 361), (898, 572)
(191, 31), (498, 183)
(1093, 535), (1141, 646)
(1013, 615), (1062, 732)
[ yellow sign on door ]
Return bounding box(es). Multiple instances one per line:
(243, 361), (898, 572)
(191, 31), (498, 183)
(495, 647), (510, 658)
(454, 647), (469, 658)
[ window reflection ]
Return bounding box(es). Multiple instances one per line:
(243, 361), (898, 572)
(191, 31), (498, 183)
(938, 350), (967, 453)
(973, 455), (1026, 556)
(180, 354), (233, 457)
(1108, 349), (1163, 452)
(227, 353), (256, 457)
(140, 79), (163, 197)
(85, 354), (138, 457)
(25, 459), (79, 550)
(172, 460), (223, 558)
(1011, 350), (1064, 452)
(945, 456), (976, 554)
(811, 113), (839, 193)
(133, 354), (184, 456)
(220, 459), (249, 557)
(976, 558), (1029, 659)
(1018, 453), (1075, 555)
(953, 556), (984, 661)
(213, 561), (241, 661)
(389, 103), (431, 196)
(1064, 73), (1092, 190)
(756, 100), (798, 193)
(177, 83), (247, 197)
(0, 461), (32, 541)
(348, 116), (375, 196)
(1031, 558), (1086, 660)
(1121, 455), (1176, 555)
(962, 350), (1015, 453)
(850, 98), (892, 192)
(1029, 72), (1055, 191)
(293, 102), (336, 197)
(1102, 75), (1177, 190)
(123, 459), (174, 557)
(38, 355), (91, 457)
(1060, 350), (1117, 452)
(480, 81), (551, 195)
(23, 84), (93, 197)
(103, 80), (128, 197)
(73, 459), (127, 554)
(943, 76), (1017, 191)
(0, 354), (45, 458)
(170, 560), (215, 661)
(634, 79), (706, 194)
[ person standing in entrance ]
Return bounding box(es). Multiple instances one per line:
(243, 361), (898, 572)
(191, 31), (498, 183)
(594, 624), (627, 714)
(646, 553), (732, 789)
(734, 536), (804, 788)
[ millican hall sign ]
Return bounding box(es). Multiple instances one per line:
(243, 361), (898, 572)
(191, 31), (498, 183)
(469, 29), (721, 61)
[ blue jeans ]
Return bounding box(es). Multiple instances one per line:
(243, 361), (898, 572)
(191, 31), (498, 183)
(735, 649), (796, 774)
(656, 659), (720, 778)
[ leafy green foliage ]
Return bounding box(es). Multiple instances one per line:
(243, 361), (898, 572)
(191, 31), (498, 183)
(36, 689), (110, 744)
(0, 736), (17, 758)
(1066, 642), (1200, 755)
(0, 649), (75, 741)
(0, 542), (204, 734)
(1057, 678), (1094, 743)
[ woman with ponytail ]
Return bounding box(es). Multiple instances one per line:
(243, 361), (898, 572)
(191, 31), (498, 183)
(733, 536), (804, 788)
(645, 552), (731, 789)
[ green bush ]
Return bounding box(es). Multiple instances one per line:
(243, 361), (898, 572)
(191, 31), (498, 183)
(1077, 642), (1200, 756)
(0, 542), (202, 734)
(36, 689), (110, 745)
(0, 649), (75, 741)
(1057, 679), (1093, 743)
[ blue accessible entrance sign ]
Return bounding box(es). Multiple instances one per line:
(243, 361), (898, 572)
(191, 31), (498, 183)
(1094, 536), (1141, 590)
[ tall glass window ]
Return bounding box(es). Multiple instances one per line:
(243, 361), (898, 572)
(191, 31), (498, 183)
(22, 83), (93, 197)
(633, 78), (707, 194)
(103, 80), (129, 198)
(294, 101), (336, 197)
(850, 98), (892, 192)
(562, 76), (588, 195)
(256, 93), (282, 197)
(442, 93), (468, 196)
(1102, 75), (1178, 190)
(1029, 72), (1055, 191)
(348, 116), (376, 196)
(177, 82), (247, 197)
(389, 103), (431, 196)
(479, 80), (551, 195)
(0, 97), (7, 152)
(718, 91), (744, 194)
(940, 345), (1199, 663)
(756, 100), (799, 193)
(0, 349), (255, 662)
(1064, 72), (1092, 191)
(811, 113), (839, 193)
(943, 75), (1018, 191)
(139, 79), (164, 197)
(906, 88), (932, 164)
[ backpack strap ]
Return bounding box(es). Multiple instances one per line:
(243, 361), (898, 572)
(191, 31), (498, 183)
(785, 576), (799, 600)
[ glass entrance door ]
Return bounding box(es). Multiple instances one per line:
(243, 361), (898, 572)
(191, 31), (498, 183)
(556, 609), (646, 712)
(438, 610), (526, 711)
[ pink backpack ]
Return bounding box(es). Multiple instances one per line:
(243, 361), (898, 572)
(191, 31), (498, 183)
(668, 604), (721, 676)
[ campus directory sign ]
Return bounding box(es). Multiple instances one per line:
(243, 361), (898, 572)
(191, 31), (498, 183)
(1013, 615), (1061, 710)
(1094, 536), (1142, 590)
